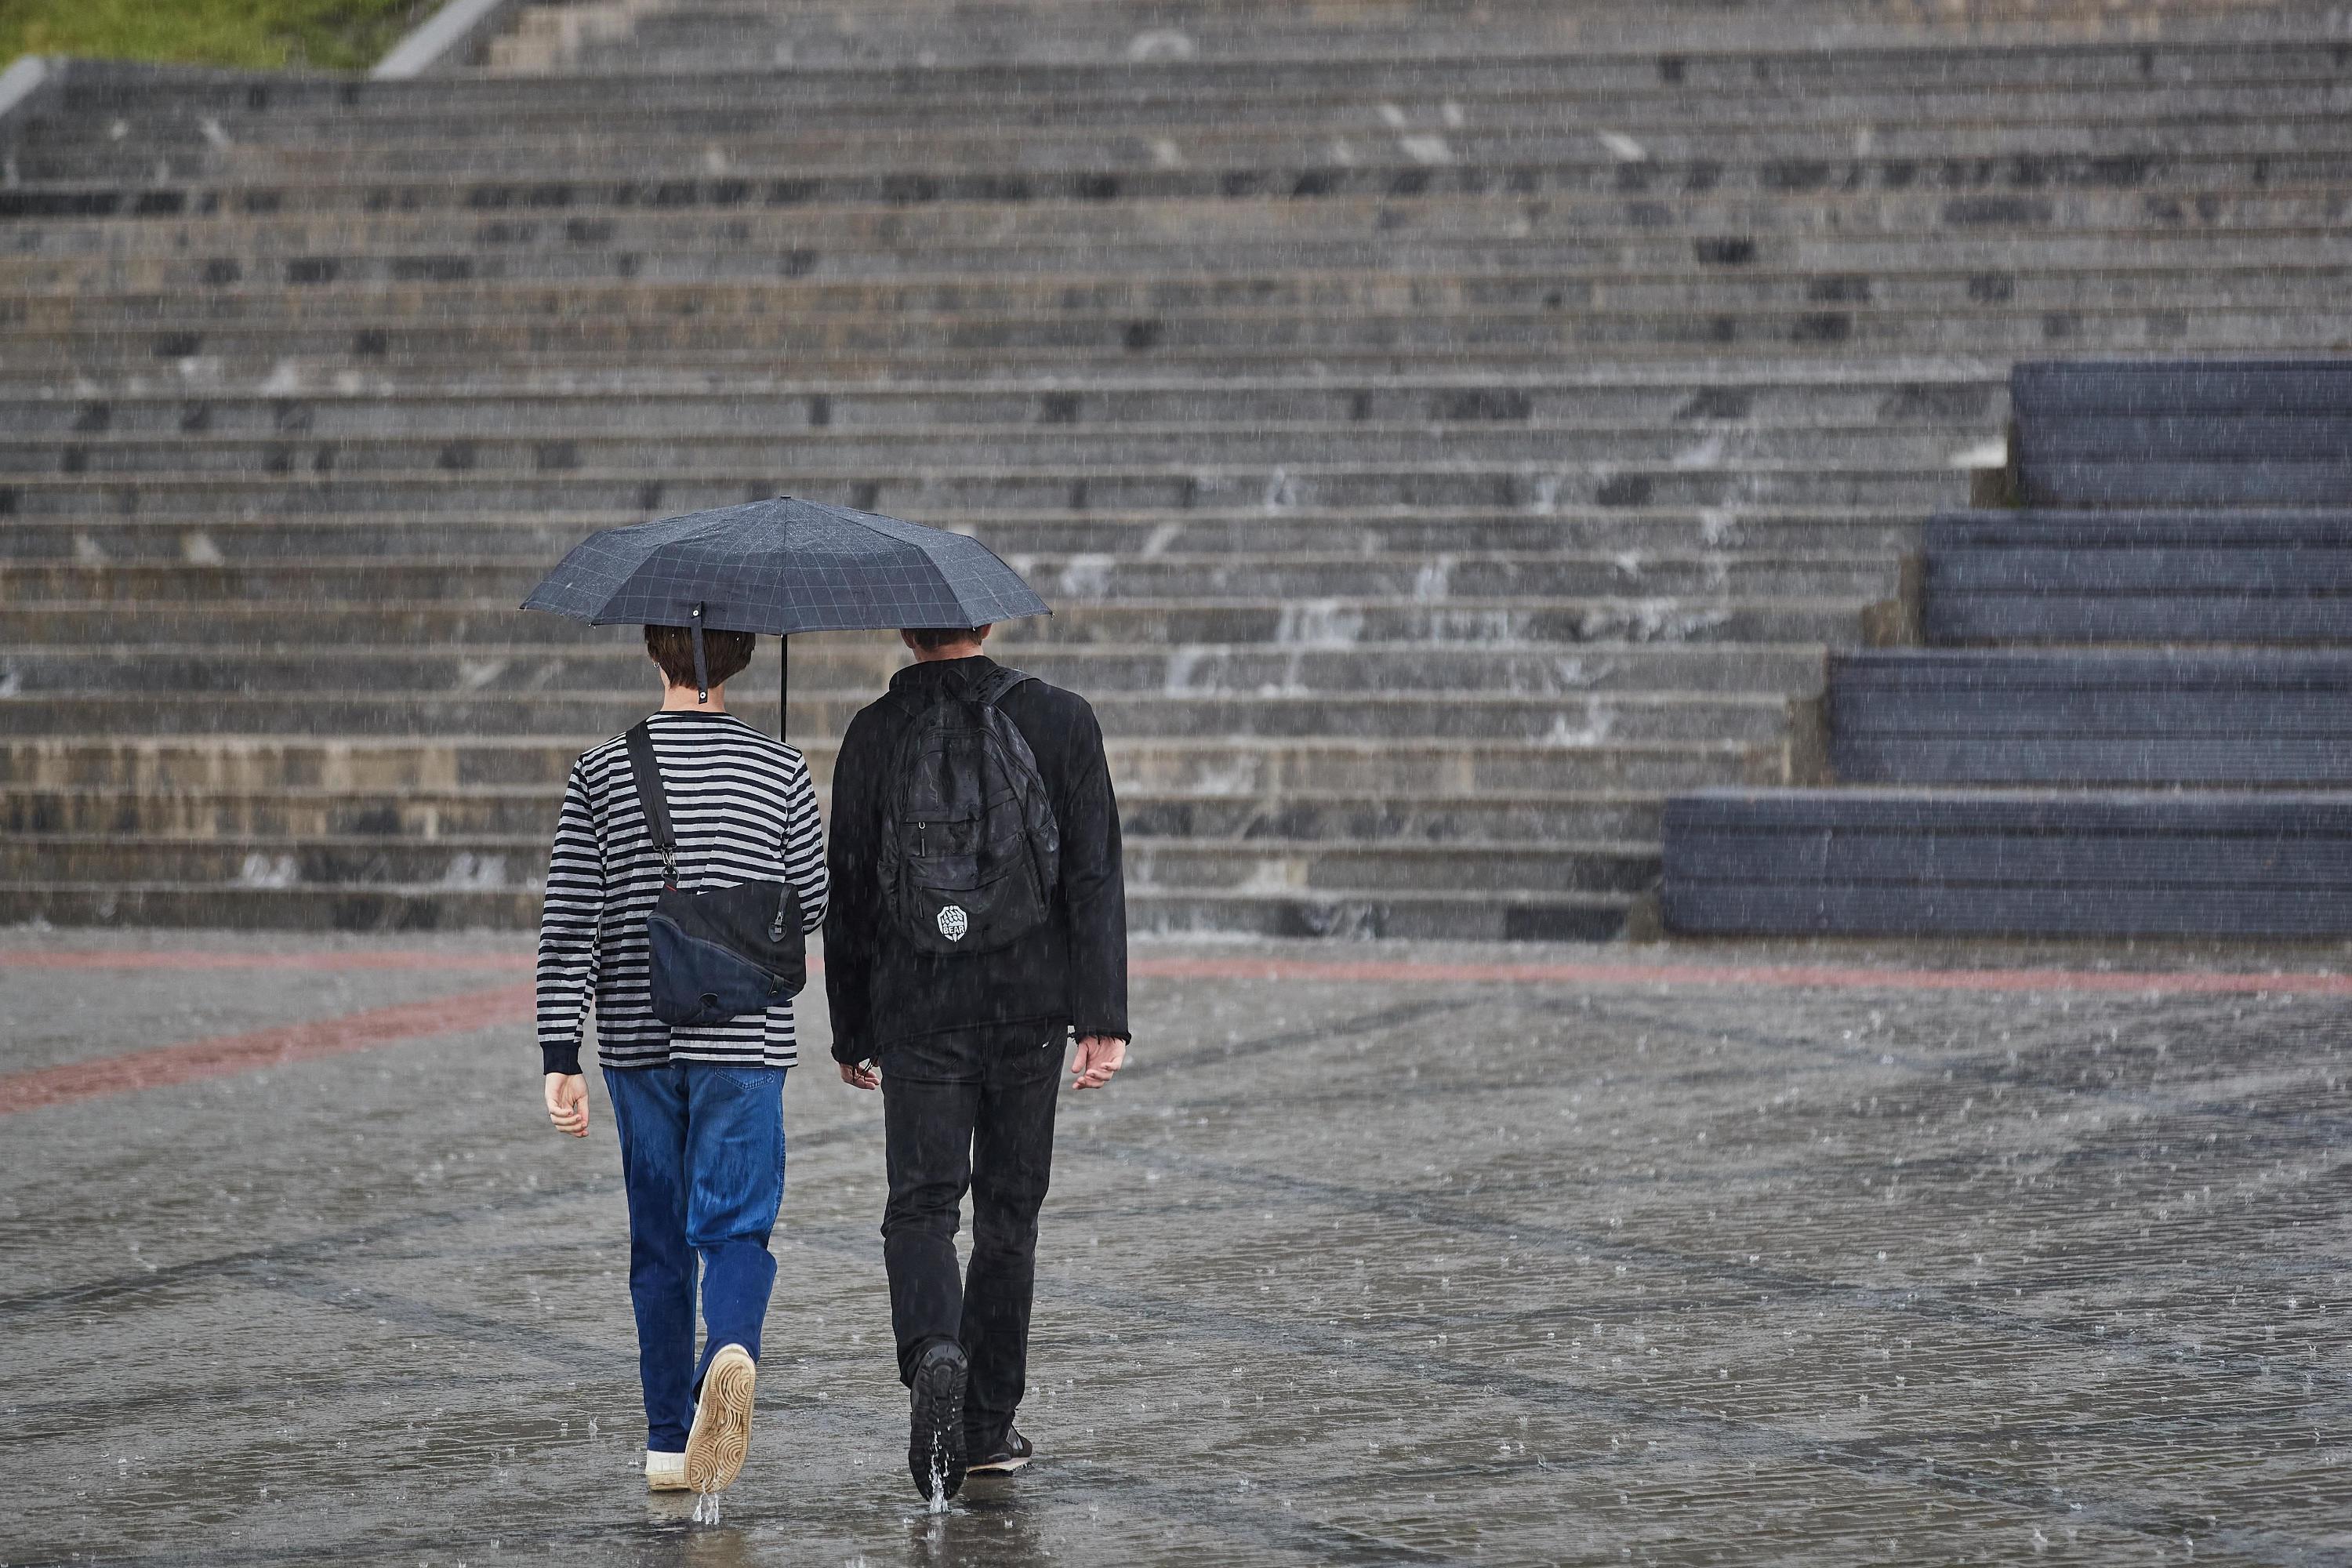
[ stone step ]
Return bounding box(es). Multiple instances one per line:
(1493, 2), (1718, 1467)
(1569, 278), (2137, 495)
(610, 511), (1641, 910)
(3, 688), (1795, 742)
(2011, 354), (2352, 415)
(0, 597), (1875, 648)
(0, 354), (2013, 399)
(0, 426), (1988, 476)
(0, 552), (1898, 601)
(7, 161), (2335, 230)
(2013, 355), (2352, 506)
(552, 22), (2345, 75)
(0, 465), (1969, 514)
(1828, 649), (2352, 786)
(0, 508), (1925, 562)
(0, 781), (1667, 843)
(2019, 461), (2352, 508)
(4, 307), (2323, 371)
(1661, 786), (2352, 937)
(1924, 507), (2352, 644)
(0, 878), (1637, 939)
(0, 734), (1780, 793)
(0, 641), (1830, 698)
(9, 216), (2338, 281)
(2016, 413), (2352, 464)
(17, 265), (2342, 323)
(0, 380), (2003, 437)
(7, 192), (2340, 264)
(46, 39), (2339, 118)
(0, 830), (1651, 896)
(36, 84), (2347, 165)
(29, 116), (2350, 187)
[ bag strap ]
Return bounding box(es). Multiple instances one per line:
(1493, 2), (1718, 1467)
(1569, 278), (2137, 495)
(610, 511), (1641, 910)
(623, 720), (679, 887)
(970, 665), (1035, 707)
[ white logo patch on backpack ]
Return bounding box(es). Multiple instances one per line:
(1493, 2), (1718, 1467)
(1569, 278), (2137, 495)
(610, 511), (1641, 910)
(937, 904), (969, 942)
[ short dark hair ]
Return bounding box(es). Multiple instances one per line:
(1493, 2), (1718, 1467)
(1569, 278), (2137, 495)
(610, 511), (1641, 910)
(902, 626), (989, 652)
(644, 623), (756, 688)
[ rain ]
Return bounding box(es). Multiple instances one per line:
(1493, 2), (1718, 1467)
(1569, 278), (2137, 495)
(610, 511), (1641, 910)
(1, 0), (2348, 1563)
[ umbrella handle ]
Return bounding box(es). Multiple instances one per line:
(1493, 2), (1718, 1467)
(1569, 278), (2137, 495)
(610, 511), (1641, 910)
(779, 633), (789, 742)
(690, 603), (710, 704)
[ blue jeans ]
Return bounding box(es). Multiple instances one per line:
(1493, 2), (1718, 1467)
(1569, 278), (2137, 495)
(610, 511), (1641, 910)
(603, 1061), (787, 1454)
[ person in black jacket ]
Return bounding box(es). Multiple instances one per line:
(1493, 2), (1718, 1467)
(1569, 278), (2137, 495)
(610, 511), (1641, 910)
(826, 623), (1129, 1500)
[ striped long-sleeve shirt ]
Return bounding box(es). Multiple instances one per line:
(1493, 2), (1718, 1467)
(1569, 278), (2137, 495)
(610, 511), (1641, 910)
(536, 710), (829, 1075)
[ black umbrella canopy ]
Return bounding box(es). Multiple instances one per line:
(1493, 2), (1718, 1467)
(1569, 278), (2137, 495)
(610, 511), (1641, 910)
(520, 495), (1051, 635)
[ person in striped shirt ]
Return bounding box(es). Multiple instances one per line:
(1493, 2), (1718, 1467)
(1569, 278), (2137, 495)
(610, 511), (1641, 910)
(535, 622), (829, 1499)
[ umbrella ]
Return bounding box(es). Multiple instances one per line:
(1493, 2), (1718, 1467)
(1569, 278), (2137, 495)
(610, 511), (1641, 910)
(521, 495), (1051, 737)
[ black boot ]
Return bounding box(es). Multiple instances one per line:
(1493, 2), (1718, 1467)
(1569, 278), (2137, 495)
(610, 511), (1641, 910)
(967, 1426), (1033, 1475)
(907, 1341), (970, 1501)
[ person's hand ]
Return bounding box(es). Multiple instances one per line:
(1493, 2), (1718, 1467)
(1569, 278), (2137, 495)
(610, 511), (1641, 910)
(1071, 1034), (1127, 1090)
(839, 1058), (880, 1091)
(545, 1073), (589, 1137)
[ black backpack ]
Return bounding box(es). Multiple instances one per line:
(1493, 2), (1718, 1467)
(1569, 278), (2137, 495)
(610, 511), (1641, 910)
(878, 666), (1062, 955)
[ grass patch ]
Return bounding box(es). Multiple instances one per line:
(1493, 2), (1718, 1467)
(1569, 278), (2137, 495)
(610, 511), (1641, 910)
(0, 0), (440, 74)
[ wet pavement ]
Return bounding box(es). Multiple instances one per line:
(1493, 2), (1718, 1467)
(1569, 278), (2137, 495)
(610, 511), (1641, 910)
(2, 930), (2347, 1566)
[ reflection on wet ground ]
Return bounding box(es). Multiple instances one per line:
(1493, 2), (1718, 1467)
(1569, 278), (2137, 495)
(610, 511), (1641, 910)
(1, 933), (2346, 1565)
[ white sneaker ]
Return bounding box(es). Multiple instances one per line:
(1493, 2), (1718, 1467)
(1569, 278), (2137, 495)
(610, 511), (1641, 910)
(684, 1344), (757, 1495)
(646, 1449), (689, 1492)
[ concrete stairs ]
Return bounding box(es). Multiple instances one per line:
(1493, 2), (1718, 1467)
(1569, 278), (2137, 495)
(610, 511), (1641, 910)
(2, 5), (2346, 936)
(1664, 357), (2352, 938)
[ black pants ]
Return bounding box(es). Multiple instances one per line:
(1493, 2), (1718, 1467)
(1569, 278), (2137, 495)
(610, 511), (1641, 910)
(880, 1030), (1061, 1450)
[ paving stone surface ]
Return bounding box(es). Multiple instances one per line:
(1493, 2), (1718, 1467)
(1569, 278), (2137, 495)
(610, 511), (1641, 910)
(1, 929), (2347, 1566)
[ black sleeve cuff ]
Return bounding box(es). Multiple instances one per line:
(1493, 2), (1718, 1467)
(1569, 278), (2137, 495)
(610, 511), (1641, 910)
(543, 1044), (583, 1076)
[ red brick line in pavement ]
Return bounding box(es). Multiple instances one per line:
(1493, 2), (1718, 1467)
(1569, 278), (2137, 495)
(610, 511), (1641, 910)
(0, 982), (537, 1116)
(0, 949), (534, 972)
(7, 949), (2346, 1117)
(1130, 955), (2352, 995)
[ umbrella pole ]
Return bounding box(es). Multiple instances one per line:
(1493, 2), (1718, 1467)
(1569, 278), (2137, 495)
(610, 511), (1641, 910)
(779, 633), (789, 742)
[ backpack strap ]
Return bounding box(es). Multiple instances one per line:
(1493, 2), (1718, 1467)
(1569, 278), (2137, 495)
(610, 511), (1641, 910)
(623, 720), (680, 887)
(884, 663), (1034, 723)
(970, 665), (1036, 706)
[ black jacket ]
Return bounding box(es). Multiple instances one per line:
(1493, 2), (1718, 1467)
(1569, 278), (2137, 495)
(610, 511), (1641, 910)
(825, 655), (1128, 1062)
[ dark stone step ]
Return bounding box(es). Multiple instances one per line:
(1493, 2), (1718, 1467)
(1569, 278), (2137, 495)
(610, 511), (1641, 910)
(1662, 786), (2352, 935)
(2012, 356), (2352, 504)
(1922, 510), (2352, 633)
(2017, 413), (2352, 464)
(2019, 462), (2352, 508)
(1828, 650), (2352, 785)
(1923, 506), (2352, 644)
(2012, 356), (2352, 416)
